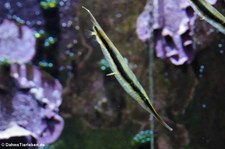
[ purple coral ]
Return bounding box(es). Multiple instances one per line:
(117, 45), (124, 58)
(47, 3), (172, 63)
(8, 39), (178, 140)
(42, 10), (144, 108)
(0, 64), (64, 145)
(0, 20), (35, 64)
(136, 0), (152, 42)
(136, 0), (218, 65)
(207, 0), (217, 4)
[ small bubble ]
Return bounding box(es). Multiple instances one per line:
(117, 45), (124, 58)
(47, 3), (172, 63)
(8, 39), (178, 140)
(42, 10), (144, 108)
(35, 11), (41, 16)
(66, 65), (73, 70)
(199, 65), (204, 73)
(218, 43), (224, 54)
(59, 66), (65, 71)
(4, 2), (11, 10)
(43, 36), (57, 47)
(198, 65), (205, 78)
(73, 39), (78, 44)
(62, 22), (67, 27)
(16, 2), (23, 8)
(66, 50), (75, 57)
(59, 1), (65, 6)
(67, 20), (73, 27)
(133, 64), (138, 68)
(48, 36), (56, 44)
(207, 28), (215, 35)
(44, 41), (50, 47)
(66, 43), (73, 49)
(75, 25), (80, 30)
(218, 43), (223, 48)
(115, 13), (122, 18)
(202, 104), (207, 108)
(74, 17), (79, 22)
(39, 61), (53, 68)
(36, 20), (43, 25)
(101, 66), (106, 71)
(26, 21), (32, 26)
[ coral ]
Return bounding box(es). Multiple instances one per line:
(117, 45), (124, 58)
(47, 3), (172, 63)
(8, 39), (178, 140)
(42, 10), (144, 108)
(136, 0), (220, 65)
(0, 64), (64, 145)
(131, 130), (152, 147)
(40, 0), (59, 10)
(136, 0), (152, 42)
(0, 20), (36, 64)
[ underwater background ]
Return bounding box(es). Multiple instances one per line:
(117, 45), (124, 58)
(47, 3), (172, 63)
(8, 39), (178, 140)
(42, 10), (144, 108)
(0, 0), (225, 149)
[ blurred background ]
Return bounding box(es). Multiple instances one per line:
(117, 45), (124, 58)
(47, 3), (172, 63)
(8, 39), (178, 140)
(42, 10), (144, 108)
(0, 0), (225, 149)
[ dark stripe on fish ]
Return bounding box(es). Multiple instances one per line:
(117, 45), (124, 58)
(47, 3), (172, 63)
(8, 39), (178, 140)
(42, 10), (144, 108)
(190, 0), (225, 27)
(94, 26), (157, 114)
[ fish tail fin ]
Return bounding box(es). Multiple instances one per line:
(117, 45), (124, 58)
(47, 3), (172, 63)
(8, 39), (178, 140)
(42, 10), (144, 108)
(153, 114), (173, 131)
(160, 120), (173, 131)
(148, 104), (173, 131)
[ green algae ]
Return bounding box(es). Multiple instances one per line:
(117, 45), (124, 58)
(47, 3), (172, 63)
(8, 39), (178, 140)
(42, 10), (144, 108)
(131, 130), (153, 147)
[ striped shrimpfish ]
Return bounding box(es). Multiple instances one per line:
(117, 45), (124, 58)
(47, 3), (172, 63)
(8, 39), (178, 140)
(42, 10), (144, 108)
(83, 6), (173, 131)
